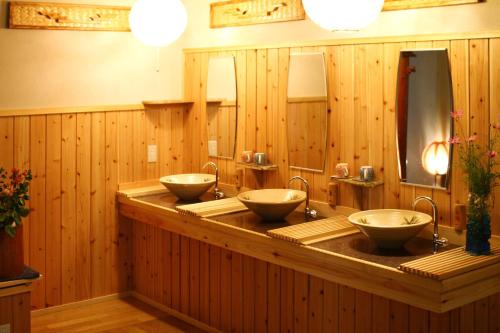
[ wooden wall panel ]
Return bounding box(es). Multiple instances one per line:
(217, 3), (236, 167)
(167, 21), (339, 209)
(0, 106), (186, 309)
(132, 225), (500, 333)
(183, 36), (500, 237)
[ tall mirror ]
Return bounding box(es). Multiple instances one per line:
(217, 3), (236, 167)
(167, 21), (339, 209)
(287, 52), (328, 172)
(206, 56), (237, 159)
(396, 49), (453, 189)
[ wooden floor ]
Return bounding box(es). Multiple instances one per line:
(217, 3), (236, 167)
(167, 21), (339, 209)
(32, 297), (208, 333)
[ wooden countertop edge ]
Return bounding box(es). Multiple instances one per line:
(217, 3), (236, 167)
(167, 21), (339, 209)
(0, 278), (37, 298)
(117, 194), (500, 313)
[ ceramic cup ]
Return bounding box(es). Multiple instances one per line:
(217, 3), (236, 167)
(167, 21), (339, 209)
(359, 166), (375, 182)
(254, 152), (267, 165)
(241, 150), (254, 163)
(335, 163), (349, 178)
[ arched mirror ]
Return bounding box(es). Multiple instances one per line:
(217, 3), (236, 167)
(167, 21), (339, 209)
(287, 52), (328, 172)
(396, 49), (454, 189)
(206, 56), (237, 159)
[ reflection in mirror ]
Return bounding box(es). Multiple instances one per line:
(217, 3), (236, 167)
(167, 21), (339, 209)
(206, 56), (237, 159)
(396, 49), (453, 189)
(287, 53), (328, 172)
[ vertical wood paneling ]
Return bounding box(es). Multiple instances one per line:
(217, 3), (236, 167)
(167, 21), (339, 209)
(91, 112), (106, 297)
(2, 104), (186, 309)
(105, 112), (119, 293)
(294, 271), (309, 333)
(189, 238), (200, 320)
(45, 114), (62, 307)
(13, 117), (30, 265)
(61, 114), (77, 304)
(30, 115), (46, 309)
(231, 252), (244, 333)
(180, 236), (190, 314)
(76, 113), (91, 301)
(490, 38), (500, 236)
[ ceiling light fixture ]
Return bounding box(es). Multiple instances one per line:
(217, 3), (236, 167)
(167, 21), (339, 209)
(302, 0), (384, 31)
(129, 0), (187, 47)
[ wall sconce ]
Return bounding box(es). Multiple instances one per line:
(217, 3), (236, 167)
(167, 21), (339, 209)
(129, 0), (187, 47)
(422, 141), (449, 186)
(301, 0), (384, 31)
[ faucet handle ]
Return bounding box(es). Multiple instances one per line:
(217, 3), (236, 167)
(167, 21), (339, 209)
(214, 190), (224, 199)
(306, 208), (317, 219)
(435, 237), (448, 247)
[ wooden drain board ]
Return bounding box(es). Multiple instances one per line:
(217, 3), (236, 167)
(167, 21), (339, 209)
(398, 246), (500, 280)
(267, 215), (359, 245)
(176, 197), (248, 218)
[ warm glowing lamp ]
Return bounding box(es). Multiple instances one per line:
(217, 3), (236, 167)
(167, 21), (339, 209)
(302, 0), (384, 31)
(422, 141), (449, 176)
(129, 0), (187, 47)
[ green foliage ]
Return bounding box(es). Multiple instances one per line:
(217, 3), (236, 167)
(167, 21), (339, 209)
(452, 117), (500, 221)
(0, 167), (32, 238)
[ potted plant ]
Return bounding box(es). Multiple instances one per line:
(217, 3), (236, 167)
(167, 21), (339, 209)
(0, 167), (32, 278)
(449, 110), (499, 255)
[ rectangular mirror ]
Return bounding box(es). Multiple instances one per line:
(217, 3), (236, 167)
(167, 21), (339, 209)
(206, 56), (237, 159)
(287, 52), (328, 172)
(396, 49), (454, 189)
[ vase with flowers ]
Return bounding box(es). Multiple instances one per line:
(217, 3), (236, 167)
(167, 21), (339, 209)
(449, 110), (499, 255)
(0, 167), (32, 278)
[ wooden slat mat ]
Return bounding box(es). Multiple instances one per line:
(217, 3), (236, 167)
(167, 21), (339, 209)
(175, 197), (248, 218)
(398, 246), (500, 280)
(267, 215), (359, 245)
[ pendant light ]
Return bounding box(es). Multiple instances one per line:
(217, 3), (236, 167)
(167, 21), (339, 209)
(302, 0), (384, 31)
(129, 0), (187, 47)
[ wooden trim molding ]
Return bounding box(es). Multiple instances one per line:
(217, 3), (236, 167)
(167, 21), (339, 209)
(183, 30), (500, 53)
(30, 292), (132, 317)
(9, 1), (130, 31)
(0, 104), (144, 117)
(131, 292), (222, 333)
(383, 0), (481, 11)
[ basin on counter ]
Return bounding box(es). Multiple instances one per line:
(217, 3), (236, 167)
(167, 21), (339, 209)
(160, 173), (216, 201)
(237, 189), (306, 221)
(348, 209), (432, 249)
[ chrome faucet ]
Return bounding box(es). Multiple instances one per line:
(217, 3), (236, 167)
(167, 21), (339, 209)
(203, 162), (224, 199)
(412, 196), (448, 253)
(288, 176), (317, 219)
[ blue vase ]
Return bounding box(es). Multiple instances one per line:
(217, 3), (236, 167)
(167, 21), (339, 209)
(465, 214), (491, 256)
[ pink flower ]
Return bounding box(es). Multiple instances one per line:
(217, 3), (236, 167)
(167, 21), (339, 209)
(450, 110), (464, 119)
(488, 151), (497, 158)
(493, 122), (500, 130)
(466, 135), (477, 143)
(448, 136), (461, 144)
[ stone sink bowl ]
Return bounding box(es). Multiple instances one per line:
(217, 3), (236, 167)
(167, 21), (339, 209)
(348, 209), (432, 249)
(237, 189), (307, 221)
(160, 174), (216, 201)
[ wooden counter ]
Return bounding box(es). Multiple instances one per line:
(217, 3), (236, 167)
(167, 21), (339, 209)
(118, 183), (500, 315)
(0, 278), (36, 333)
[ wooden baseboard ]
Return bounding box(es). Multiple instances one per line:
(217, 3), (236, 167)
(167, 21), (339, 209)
(130, 291), (222, 333)
(31, 292), (132, 317)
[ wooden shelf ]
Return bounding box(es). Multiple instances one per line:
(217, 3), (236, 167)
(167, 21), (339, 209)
(142, 100), (194, 107)
(331, 176), (384, 189)
(236, 162), (278, 171)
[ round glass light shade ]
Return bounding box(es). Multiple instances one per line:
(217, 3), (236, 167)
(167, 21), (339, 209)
(129, 0), (187, 47)
(422, 141), (449, 176)
(302, 0), (384, 31)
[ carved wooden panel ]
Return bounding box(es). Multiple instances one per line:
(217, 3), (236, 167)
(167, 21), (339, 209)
(383, 0), (481, 11)
(9, 1), (130, 31)
(210, 0), (305, 28)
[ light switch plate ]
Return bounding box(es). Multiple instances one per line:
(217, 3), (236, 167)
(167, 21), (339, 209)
(0, 324), (11, 333)
(147, 145), (157, 163)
